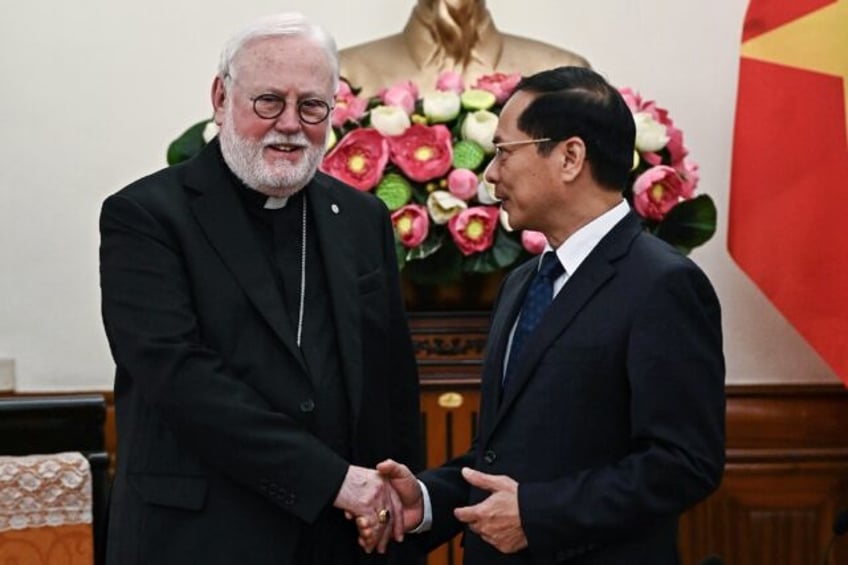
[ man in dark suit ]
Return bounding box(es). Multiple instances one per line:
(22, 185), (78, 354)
(364, 66), (725, 564)
(99, 12), (421, 565)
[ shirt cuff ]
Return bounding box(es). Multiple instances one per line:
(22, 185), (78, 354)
(407, 479), (433, 533)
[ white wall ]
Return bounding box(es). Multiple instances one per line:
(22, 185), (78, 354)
(0, 0), (838, 391)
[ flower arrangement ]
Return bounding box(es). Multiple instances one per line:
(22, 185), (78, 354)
(167, 72), (715, 286)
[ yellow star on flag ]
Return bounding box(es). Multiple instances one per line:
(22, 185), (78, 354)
(741, 0), (848, 142)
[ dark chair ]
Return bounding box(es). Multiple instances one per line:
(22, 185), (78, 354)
(0, 394), (109, 565)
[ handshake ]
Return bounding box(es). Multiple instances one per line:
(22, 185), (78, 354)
(332, 459), (422, 554)
(332, 459), (527, 555)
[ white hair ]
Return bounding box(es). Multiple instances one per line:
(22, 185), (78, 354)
(217, 12), (339, 91)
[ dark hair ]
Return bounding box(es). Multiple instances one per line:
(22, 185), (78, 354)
(514, 66), (635, 191)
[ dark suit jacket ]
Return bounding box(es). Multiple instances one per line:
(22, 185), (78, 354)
(99, 140), (422, 564)
(419, 213), (725, 564)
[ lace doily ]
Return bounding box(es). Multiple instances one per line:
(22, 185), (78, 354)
(0, 452), (92, 532)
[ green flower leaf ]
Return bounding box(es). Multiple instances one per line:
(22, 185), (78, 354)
(463, 228), (525, 273)
(404, 238), (462, 284)
(654, 195), (717, 254)
(406, 231), (445, 262)
(167, 120), (210, 165)
(394, 239), (407, 271)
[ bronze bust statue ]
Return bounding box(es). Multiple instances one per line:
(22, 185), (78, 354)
(339, 0), (589, 96)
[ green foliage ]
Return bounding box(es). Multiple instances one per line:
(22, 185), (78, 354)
(653, 195), (717, 254)
(166, 120), (209, 165)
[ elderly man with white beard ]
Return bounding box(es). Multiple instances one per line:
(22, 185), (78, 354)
(98, 12), (422, 565)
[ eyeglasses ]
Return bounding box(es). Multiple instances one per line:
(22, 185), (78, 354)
(249, 93), (333, 124)
(492, 137), (552, 159)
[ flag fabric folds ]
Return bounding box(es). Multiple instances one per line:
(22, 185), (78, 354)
(728, 0), (848, 385)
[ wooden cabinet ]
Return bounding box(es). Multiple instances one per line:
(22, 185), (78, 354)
(410, 313), (848, 565)
(679, 385), (848, 565)
(411, 311), (488, 565)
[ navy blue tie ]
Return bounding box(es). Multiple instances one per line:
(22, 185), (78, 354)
(504, 252), (564, 389)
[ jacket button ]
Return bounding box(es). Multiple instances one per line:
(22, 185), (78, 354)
(483, 450), (497, 464)
(300, 399), (315, 413)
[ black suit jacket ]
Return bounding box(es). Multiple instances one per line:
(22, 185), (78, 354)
(99, 141), (422, 564)
(419, 213), (725, 564)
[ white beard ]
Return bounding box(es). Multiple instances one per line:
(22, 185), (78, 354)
(218, 114), (327, 198)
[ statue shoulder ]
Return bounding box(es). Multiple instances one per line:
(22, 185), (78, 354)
(339, 33), (408, 60)
(339, 34), (420, 95)
(498, 33), (591, 72)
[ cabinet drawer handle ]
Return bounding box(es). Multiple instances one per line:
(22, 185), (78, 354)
(438, 392), (464, 409)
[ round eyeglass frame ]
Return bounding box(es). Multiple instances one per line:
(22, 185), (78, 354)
(250, 93), (333, 125)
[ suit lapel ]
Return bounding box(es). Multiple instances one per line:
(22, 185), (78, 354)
(184, 141), (307, 373)
(476, 261), (534, 441)
(488, 213), (643, 437)
(308, 175), (364, 427)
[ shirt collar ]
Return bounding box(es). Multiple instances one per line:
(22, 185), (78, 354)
(543, 200), (630, 276)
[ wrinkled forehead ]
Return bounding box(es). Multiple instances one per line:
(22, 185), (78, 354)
(230, 35), (335, 96)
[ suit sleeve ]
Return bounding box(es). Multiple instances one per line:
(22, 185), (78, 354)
(518, 260), (725, 552)
(100, 192), (349, 523)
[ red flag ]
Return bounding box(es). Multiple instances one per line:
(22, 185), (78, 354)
(728, 0), (848, 385)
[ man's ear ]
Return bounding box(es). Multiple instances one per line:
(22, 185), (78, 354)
(211, 76), (226, 126)
(560, 137), (586, 182)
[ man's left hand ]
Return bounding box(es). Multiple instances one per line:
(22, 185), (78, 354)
(453, 467), (528, 554)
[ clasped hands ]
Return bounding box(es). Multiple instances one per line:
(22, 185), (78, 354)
(333, 461), (528, 554)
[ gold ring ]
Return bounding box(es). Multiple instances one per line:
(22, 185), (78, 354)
(377, 508), (390, 524)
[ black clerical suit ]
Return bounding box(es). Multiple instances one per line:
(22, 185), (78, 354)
(417, 213), (725, 564)
(99, 139), (422, 564)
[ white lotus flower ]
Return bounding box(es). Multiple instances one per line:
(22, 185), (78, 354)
(499, 208), (513, 232)
(426, 190), (468, 225)
(633, 112), (669, 152)
(422, 91), (461, 123)
(326, 128), (337, 150)
(370, 105), (411, 137)
(461, 110), (498, 153)
(476, 177), (499, 205)
(202, 121), (220, 143)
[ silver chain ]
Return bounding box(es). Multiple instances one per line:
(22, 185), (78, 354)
(296, 193), (307, 347)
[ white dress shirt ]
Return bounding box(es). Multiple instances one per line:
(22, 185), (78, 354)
(414, 199), (630, 533)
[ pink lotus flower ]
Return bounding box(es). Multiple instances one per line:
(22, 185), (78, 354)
(320, 128), (389, 191)
(677, 159), (700, 197)
(331, 80), (368, 128)
(171, 79), (715, 276)
(474, 72), (521, 104)
(448, 206), (500, 255)
(632, 165), (688, 221)
(379, 81), (418, 115)
(387, 124), (453, 182)
(447, 168), (478, 200)
(436, 71), (465, 94)
(664, 126), (688, 166)
(619, 87), (646, 113)
(521, 230), (547, 254)
(391, 204), (429, 247)
(621, 87), (687, 166)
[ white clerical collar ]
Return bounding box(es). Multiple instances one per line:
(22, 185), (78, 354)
(263, 196), (290, 210)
